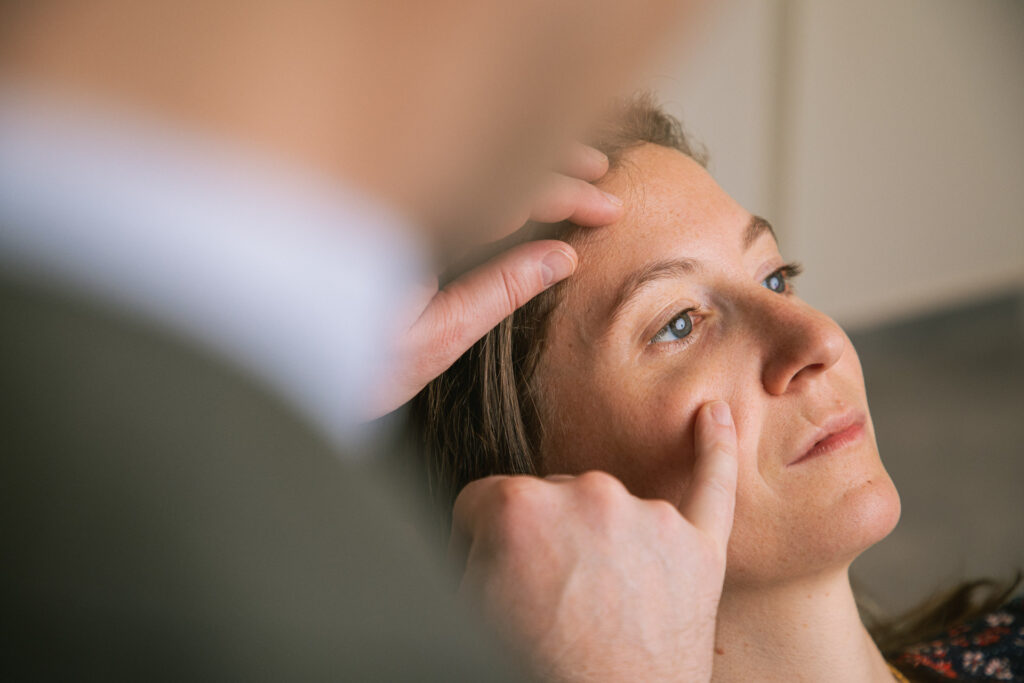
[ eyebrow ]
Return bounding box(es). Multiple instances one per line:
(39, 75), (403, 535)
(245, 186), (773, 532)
(607, 257), (701, 325)
(604, 215), (777, 328)
(745, 215), (776, 251)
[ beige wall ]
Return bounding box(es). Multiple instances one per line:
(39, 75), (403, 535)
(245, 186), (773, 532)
(646, 0), (1024, 330)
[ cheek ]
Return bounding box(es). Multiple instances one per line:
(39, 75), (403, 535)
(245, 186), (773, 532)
(544, 358), (747, 505)
(605, 384), (704, 503)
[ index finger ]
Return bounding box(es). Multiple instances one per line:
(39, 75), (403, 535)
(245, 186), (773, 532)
(558, 142), (609, 181)
(679, 401), (739, 551)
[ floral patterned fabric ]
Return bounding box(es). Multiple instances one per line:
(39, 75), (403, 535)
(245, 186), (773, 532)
(894, 597), (1024, 681)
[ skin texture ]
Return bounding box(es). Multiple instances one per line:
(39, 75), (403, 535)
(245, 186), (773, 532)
(537, 143), (901, 584)
(533, 143), (903, 681)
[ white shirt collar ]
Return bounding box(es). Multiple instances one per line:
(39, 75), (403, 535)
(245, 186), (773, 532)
(0, 83), (428, 450)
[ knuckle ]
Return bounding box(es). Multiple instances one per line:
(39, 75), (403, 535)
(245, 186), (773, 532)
(450, 478), (544, 556)
(486, 478), (547, 543)
(498, 266), (539, 314)
(492, 476), (543, 508)
(710, 438), (738, 460)
(575, 470), (626, 506)
(426, 289), (473, 359)
(700, 475), (735, 504)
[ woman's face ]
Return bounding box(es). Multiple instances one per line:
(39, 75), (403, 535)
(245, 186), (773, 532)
(535, 143), (900, 587)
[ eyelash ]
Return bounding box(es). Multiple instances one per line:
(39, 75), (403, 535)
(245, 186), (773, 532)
(648, 306), (703, 349)
(770, 262), (804, 294)
(647, 262), (804, 348)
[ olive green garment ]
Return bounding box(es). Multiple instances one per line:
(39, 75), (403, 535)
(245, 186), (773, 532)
(0, 273), (529, 683)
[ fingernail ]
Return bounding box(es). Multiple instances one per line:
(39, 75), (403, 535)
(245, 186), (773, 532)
(601, 190), (623, 207)
(711, 402), (732, 427)
(541, 250), (575, 287)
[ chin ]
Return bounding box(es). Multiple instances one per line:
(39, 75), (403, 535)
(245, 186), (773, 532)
(787, 429), (902, 569)
(724, 470), (901, 588)
(832, 470), (902, 557)
(797, 469), (902, 577)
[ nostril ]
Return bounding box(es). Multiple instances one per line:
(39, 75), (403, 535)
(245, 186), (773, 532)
(793, 361), (828, 383)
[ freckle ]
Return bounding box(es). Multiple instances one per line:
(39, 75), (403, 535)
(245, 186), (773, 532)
(802, 622), (808, 629)
(806, 594), (812, 599)
(715, 647), (725, 655)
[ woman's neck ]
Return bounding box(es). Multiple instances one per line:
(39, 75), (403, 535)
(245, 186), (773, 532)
(711, 568), (894, 683)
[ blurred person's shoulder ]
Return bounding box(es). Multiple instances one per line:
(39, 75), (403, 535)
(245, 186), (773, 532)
(0, 255), (525, 681)
(0, 88), (523, 682)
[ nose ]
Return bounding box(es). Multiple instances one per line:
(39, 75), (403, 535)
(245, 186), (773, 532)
(759, 298), (847, 396)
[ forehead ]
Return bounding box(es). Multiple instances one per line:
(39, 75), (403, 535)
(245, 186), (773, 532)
(564, 143), (752, 299)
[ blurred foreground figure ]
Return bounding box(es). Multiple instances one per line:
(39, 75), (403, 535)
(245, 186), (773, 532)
(0, 1), (697, 681)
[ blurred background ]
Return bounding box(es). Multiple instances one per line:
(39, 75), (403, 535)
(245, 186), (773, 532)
(645, 0), (1024, 613)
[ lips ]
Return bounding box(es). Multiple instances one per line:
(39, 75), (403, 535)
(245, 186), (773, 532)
(788, 410), (867, 466)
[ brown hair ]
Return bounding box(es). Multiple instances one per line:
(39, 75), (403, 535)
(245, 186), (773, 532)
(410, 93), (706, 521)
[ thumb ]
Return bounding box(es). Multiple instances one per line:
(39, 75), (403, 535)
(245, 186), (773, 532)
(413, 239), (576, 371)
(680, 401), (739, 553)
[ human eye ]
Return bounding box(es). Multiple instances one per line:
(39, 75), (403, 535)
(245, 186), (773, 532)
(650, 308), (697, 344)
(761, 262), (803, 294)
